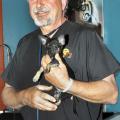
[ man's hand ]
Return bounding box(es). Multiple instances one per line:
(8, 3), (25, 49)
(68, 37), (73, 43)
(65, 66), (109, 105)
(2, 84), (58, 111)
(21, 85), (58, 111)
(41, 54), (70, 90)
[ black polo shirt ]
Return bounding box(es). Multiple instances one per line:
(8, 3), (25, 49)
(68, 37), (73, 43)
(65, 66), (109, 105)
(1, 21), (120, 120)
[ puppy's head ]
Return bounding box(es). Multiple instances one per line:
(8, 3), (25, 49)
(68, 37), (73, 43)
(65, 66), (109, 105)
(39, 35), (65, 58)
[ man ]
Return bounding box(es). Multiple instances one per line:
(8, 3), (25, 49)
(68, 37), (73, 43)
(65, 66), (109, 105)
(1, 0), (120, 120)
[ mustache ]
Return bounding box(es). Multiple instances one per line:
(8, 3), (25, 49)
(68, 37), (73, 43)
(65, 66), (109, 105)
(33, 7), (50, 14)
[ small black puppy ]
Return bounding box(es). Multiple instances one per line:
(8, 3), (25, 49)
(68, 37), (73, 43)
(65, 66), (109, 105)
(33, 35), (66, 82)
(33, 35), (66, 102)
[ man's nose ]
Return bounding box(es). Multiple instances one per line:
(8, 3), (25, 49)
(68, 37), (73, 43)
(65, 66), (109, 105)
(36, 0), (45, 7)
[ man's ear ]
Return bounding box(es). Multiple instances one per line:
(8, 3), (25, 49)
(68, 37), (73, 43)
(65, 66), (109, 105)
(61, 0), (68, 11)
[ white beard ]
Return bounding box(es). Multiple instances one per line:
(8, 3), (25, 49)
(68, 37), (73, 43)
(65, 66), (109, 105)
(34, 18), (43, 27)
(34, 17), (52, 27)
(32, 7), (53, 27)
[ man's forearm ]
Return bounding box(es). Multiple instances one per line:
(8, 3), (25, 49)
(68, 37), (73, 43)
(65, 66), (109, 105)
(69, 76), (118, 104)
(2, 86), (24, 109)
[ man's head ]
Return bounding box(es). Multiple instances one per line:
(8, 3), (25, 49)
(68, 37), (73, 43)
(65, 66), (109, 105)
(28, 0), (68, 27)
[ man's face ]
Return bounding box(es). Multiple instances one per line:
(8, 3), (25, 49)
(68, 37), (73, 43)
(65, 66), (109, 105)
(28, 0), (66, 27)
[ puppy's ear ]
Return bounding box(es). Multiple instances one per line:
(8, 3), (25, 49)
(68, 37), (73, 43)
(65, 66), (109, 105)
(58, 35), (65, 45)
(38, 35), (47, 45)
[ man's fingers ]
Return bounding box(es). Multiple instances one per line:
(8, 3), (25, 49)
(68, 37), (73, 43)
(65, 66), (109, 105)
(34, 93), (57, 111)
(41, 55), (51, 69)
(37, 97), (57, 109)
(36, 85), (56, 102)
(36, 85), (53, 91)
(45, 55), (51, 63)
(55, 54), (64, 66)
(34, 103), (46, 111)
(35, 102), (57, 111)
(41, 56), (47, 69)
(40, 92), (56, 103)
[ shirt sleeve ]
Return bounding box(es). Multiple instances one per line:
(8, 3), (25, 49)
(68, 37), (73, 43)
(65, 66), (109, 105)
(1, 37), (25, 89)
(86, 30), (120, 80)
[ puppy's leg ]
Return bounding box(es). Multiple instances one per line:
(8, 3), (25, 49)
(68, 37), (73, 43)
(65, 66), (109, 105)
(33, 67), (44, 82)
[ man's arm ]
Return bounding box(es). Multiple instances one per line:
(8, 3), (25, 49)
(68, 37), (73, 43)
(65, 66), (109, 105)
(42, 54), (118, 104)
(69, 74), (118, 104)
(1, 83), (58, 110)
(1, 83), (24, 109)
